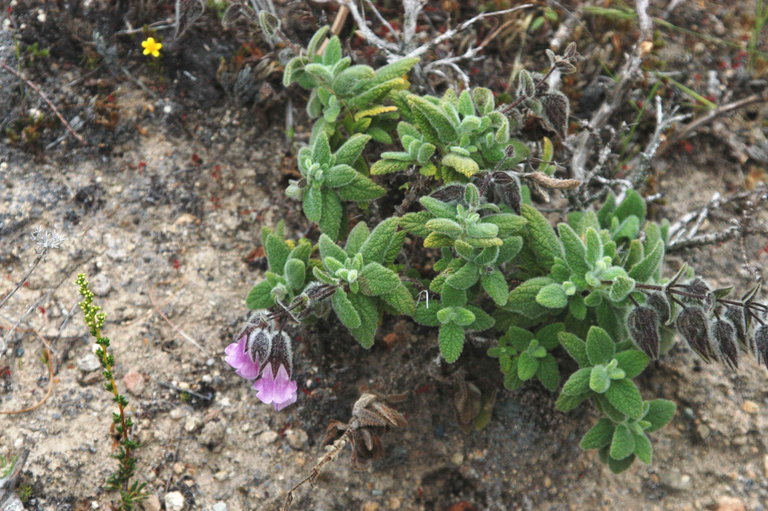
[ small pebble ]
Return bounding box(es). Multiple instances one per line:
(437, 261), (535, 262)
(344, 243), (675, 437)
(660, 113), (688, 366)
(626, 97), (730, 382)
(122, 370), (145, 396)
(450, 452), (464, 465)
(211, 503), (228, 511)
(388, 497), (401, 510)
(715, 496), (746, 511)
(258, 430), (279, 445)
(362, 503), (379, 511)
(764, 454), (768, 478)
(14, 347), (24, 357)
(660, 469), (692, 491)
(184, 416), (202, 433)
(164, 491), (185, 511)
(142, 494), (161, 511)
(285, 428), (308, 450)
(214, 471), (229, 482)
(742, 400), (759, 414)
(173, 462), (184, 475)
(77, 354), (101, 372)
(90, 273), (112, 296)
(169, 407), (186, 420)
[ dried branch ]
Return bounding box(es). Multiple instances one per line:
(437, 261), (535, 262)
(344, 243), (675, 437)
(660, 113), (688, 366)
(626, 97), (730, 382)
(0, 325), (55, 415)
(0, 60), (87, 146)
(568, 0), (652, 180)
(659, 92), (768, 155)
(147, 286), (207, 353)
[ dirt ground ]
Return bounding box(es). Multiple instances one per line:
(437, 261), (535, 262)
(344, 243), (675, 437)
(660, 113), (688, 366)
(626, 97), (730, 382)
(1, 1), (768, 510)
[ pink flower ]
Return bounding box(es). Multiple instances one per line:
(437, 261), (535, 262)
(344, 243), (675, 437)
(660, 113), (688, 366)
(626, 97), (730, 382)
(224, 319), (298, 411)
(252, 363), (298, 411)
(224, 334), (260, 380)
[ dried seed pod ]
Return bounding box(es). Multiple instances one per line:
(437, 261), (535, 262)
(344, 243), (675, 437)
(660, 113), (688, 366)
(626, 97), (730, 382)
(711, 319), (739, 370)
(683, 278), (714, 310)
(627, 306), (660, 359)
(676, 307), (716, 362)
(724, 305), (750, 351)
(753, 325), (768, 368)
(247, 326), (273, 368)
(646, 292), (671, 325)
(491, 172), (522, 214)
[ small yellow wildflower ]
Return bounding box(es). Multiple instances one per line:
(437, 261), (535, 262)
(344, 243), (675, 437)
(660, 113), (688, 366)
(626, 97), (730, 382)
(141, 37), (162, 58)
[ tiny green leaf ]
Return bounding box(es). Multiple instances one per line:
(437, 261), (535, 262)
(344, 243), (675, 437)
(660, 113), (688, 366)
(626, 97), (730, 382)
(579, 419), (615, 450)
(605, 379), (645, 420)
(633, 432), (652, 464)
(589, 366), (611, 393)
(536, 354), (560, 391)
(517, 352), (539, 381)
(643, 399), (677, 432)
(615, 350), (650, 379)
(586, 326), (616, 366)
(610, 423), (636, 460)
(536, 283), (568, 309)
(481, 269), (508, 306)
(332, 288), (361, 329)
(246, 281), (275, 309)
(561, 367), (592, 396)
(559, 331), (589, 367)
(439, 322), (465, 363)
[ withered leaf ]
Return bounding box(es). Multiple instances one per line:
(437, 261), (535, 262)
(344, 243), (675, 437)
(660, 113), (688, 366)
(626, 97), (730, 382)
(754, 325), (768, 368)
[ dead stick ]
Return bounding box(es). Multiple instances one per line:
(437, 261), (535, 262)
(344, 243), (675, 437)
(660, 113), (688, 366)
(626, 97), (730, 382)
(0, 327), (55, 415)
(660, 92), (768, 154)
(0, 60), (87, 146)
(147, 286), (206, 353)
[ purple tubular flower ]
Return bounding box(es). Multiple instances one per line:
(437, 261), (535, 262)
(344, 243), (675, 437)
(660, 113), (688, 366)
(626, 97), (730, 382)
(252, 363), (298, 411)
(224, 333), (260, 380)
(252, 331), (297, 411)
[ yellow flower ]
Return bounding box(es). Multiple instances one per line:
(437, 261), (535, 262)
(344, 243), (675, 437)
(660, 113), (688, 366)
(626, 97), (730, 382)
(141, 37), (162, 58)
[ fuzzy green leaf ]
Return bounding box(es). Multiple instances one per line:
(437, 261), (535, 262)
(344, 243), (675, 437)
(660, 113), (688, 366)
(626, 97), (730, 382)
(615, 350), (649, 379)
(347, 293), (379, 348)
(614, 189), (646, 224)
(580, 419), (615, 450)
(521, 204), (563, 268)
(589, 366), (611, 394)
(318, 233), (348, 264)
(608, 275), (635, 302)
(585, 228), (603, 266)
(359, 262), (401, 296)
(283, 258), (306, 290)
(264, 233), (291, 274)
(332, 288), (361, 329)
(610, 423), (636, 460)
(536, 354), (560, 391)
(558, 223), (590, 276)
(605, 379), (644, 420)
(345, 222), (370, 254)
(465, 305), (495, 331)
(334, 134), (371, 166)
(370, 158), (411, 175)
(536, 283), (568, 309)
(643, 399), (677, 432)
(586, 326), (615, 366)
(559, 331), (589, 367)
(372, 56), (419, 84)
(360, 218), (399, 264)
(414, 301), (440, 326)
(442, 153), (480, 177)
(336, 175), (386, 201)
(319, 191), (343, 240)
(633, 432), (652, 464)
(555, 392), (590, 412)
(419, 196), (456, 218)
(304, 184), (323, 223)
(506, 277), (554, 319)
(446, 262), (480, 290)
(246, 281), (275, 309)
(425, 218), (463, 238)
(439, 322), (465, 363)
(561, 367), (592, 396)
(381, 283), (415, 315)
(399, 211), (433, 237)
(497, 236), (524, 263)
(409, 94), (458, 143)
(517, 352), (539, 381)
(482, 214), (528, 237)
(481, 269), (508, 306)
(628, 240), (664, 282)
(537, 323), (564, 350)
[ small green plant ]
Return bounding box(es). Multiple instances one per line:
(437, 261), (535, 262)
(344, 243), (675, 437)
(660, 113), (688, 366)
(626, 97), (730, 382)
(76, 274), (148, 510)
(228, 24), (768, 477)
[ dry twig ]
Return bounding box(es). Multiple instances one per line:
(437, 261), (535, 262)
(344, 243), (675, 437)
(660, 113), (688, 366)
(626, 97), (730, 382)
(0, 323), (56, 415)
(0, 60), (87, 146)
(147, 286), (207, 353)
